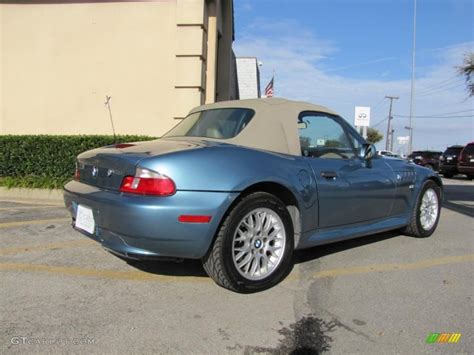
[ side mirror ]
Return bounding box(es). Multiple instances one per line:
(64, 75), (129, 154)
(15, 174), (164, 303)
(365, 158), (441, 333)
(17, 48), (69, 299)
(360, 144), (376, 161)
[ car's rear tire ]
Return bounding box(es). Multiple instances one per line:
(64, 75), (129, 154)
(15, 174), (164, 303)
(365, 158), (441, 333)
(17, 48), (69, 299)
(401, 180), (441, 238)
(202, 192), (294, 293)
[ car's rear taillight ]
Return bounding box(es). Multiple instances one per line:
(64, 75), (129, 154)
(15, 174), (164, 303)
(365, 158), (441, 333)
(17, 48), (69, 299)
(120, 167), (176, 196)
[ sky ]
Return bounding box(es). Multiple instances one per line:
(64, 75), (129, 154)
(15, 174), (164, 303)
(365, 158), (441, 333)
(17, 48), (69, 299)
(233, 0), (473, 153)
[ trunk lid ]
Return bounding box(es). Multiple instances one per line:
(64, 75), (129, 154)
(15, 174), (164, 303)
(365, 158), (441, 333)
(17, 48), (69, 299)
(76, 138), (210, 190)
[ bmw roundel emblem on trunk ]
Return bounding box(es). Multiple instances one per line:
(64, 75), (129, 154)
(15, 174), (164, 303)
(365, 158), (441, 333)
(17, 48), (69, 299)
(107, 169), (113, 177)
(92, 166), (98, 177)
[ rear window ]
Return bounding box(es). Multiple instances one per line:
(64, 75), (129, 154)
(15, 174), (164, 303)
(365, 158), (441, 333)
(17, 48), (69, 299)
(163, 108), (255, 139)
(444, 147), (463, 155)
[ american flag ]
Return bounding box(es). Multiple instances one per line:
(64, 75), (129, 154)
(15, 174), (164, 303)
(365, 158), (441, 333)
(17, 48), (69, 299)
(264, 77), (274, 97)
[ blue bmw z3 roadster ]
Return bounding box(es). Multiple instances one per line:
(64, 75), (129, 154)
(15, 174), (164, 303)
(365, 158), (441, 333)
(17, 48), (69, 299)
(64, 98), (442, 292)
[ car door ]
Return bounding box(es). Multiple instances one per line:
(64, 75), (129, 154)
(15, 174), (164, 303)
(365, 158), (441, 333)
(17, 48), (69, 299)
(298, 111), (396, 229)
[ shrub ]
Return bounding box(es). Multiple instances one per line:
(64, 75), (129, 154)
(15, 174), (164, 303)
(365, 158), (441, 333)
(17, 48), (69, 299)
(0, 135), (155, 189)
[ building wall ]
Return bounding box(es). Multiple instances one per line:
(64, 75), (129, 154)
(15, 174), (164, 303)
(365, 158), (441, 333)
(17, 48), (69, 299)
(215, 0), (237, 102)
(236, 57), (261, 99)
(0, 0), (236, 136)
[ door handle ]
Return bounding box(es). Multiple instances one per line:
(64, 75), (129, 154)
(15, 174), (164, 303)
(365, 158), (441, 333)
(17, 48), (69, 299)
(321, 171), (338, 179)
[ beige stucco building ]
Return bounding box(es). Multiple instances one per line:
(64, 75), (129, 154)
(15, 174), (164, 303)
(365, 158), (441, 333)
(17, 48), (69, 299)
(0, 0), (237, 136)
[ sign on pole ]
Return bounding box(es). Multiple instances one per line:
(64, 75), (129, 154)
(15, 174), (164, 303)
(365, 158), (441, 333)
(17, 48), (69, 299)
(354, 106), (371, 127)
(397, 136), (410, 145)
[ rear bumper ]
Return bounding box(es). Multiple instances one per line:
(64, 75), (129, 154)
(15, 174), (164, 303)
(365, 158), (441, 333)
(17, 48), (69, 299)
(63, 181), (239, 259)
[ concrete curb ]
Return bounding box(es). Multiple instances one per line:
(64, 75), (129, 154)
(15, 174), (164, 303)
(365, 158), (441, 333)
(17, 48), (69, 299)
(0, 187), (63, 203)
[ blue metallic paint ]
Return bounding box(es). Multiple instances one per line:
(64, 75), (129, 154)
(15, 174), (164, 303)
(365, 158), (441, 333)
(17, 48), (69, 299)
(138, 139), (318, 231)
(64, 137), (442, 260)
(64, 180), (239, 258)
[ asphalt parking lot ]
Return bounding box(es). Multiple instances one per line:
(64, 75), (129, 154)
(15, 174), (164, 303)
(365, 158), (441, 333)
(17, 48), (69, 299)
(0, 177), (473, 354)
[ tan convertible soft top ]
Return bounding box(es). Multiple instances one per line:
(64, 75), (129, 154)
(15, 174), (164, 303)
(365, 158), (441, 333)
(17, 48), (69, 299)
(189, 98), (338, 155)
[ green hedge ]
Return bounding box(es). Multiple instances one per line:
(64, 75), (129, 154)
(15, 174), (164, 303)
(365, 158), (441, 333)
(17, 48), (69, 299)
(0, 135), (155, 189)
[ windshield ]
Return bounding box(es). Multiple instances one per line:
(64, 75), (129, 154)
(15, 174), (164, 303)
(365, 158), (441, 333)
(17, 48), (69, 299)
(163, 108), (255, 139)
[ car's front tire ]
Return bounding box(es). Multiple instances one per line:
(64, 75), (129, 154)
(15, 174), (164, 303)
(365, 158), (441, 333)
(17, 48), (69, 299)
(402, 180), (441, 238)
(202, 192), (294, 293)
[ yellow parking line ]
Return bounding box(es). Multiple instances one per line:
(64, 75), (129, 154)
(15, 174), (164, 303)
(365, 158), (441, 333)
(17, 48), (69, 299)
(0, 262), (211, 283)
(0, 199), (63, 207)
(311, 254), (474, 279)
(0, 205), (63, 211)
(0, 239), (94, 256)
(0, 254), (472, 284)
(0, 218), (70, 229)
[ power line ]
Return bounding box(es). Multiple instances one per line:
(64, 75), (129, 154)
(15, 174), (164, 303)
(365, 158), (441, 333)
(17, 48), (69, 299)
(433, 109), (474, 115)
(415, 82), (465, 97)
(415, 75), (461, 94)
(371, 97), (387, 112)
(394, 78), (464, 101)
(371, 102), (388, 124)
(371, 101), (389, 116)
(370, 97), (391, 128)
(394, 114), (473, 119)
(394, 109), (474, 118)
(372, 117), (388, 128)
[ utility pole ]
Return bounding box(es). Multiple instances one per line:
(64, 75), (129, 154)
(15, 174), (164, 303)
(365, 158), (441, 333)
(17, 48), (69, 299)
(408, 0), (417, 154)
(385, 96), (399, 151)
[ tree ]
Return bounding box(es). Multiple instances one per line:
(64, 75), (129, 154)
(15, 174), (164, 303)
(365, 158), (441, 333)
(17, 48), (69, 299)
(459, 53), (474, 97)
(366, 128), (383, 144)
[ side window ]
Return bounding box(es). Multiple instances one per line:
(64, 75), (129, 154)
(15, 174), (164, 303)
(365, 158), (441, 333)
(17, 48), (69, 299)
(298, 113), (357, 159)
(345, 126), (365, 156)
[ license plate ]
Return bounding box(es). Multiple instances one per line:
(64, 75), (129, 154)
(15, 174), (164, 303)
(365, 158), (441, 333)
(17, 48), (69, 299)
(470, 158), (474, 163)
(447, 157), (452, 161)
(75, 205), (95, 234)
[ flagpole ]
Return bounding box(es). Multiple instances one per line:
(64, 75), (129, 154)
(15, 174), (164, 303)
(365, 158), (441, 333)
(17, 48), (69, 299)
(273, 69), (275, 96)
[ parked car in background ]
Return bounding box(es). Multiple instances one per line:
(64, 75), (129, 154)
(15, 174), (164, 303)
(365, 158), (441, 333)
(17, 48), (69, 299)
(438, 145), (464, 178)
(408, 150), (442, 170)
(377, 150), (400, 158)
(64, 98), (443, 293)
(457, 142), (474, 180)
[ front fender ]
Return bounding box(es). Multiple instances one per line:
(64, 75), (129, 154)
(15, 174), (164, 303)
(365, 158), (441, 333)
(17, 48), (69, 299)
(413, 165), (444, 206)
